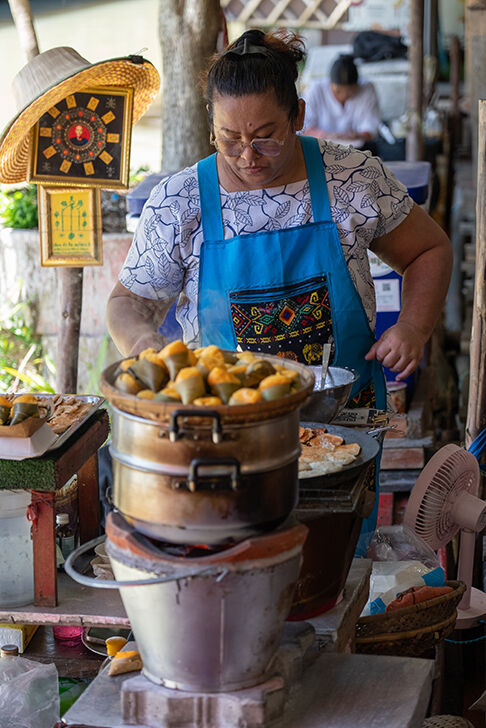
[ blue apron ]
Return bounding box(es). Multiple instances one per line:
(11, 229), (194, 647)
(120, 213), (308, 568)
(197, 135), (386, 552)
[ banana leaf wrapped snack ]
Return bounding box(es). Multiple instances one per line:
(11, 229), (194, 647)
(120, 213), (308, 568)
(10, 394), (39, 426)
(112, 340), (302, 407)
(0, 396), (12, 425)
(259, 374), (291, 401)
(207, 367), (240, 404)
(115, 372), (144, 395)
(129, 350), (169, 393)
(160, 340), (195, 380)
(175, 367), (206, 405)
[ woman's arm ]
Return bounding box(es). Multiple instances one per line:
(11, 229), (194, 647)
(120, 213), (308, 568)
(107, 280), (174, 357)
(366, 203), (453, 380)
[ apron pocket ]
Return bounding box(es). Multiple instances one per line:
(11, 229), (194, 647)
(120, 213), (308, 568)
(229, 276), (334, 364)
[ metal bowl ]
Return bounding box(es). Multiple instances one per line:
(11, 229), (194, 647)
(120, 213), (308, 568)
(299, 366), (360, 423)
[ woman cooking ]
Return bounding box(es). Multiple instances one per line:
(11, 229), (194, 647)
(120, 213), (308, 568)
(107, 29), (452, 550)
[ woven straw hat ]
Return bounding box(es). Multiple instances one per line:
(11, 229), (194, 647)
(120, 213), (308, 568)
(0, 46), (160, 184)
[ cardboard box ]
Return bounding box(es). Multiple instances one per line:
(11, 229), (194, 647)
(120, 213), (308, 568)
(0, 623), (38, 653)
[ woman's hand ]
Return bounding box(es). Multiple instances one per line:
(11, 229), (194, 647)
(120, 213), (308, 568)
(365, 321), (427, 381)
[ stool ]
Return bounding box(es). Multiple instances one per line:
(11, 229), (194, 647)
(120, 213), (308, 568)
(0, 409), (110, 608)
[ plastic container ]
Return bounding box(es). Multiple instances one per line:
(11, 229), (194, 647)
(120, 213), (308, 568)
(368, 161), (431, 393)
(0, 490), (34, 608)
(126, 173), (165, 216)
(386, 381), (407, 413)
(52, 625), (84, 647)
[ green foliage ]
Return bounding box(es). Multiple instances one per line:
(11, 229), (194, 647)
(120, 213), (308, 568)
(82, 333), (110, 396)
(0, 296), (55, 393)
(0, 185), (38, 229)
(129, 164), (151, 187)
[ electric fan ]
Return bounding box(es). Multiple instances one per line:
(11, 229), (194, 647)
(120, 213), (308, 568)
(404, 443), (486, 629)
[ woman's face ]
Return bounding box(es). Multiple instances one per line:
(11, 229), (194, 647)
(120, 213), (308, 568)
(211, 89), (305, 189)
(330, 83), (358, 105)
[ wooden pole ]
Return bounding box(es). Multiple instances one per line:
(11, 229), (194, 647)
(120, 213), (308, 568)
(406, 0), (424, 161)
(465, 100), (486, 448)
(466, 1), (486, 182)
(57, 268), (83, 393)
(443, 35), (462, 237)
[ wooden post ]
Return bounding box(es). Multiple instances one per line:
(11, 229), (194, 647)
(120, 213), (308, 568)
(57, 268), (83, 393)
(443, 35), (462, 237)
(466, 1), (486, 182)
(407, 0), (424, 161)
(465, 100), (486, 448)
(450, 35), (462, 144)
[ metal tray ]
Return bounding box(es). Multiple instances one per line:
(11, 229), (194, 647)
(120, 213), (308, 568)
(32, 394), (106, 451)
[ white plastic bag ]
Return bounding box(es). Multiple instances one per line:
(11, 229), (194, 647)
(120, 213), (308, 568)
(367, 525), (439, 569)
(0, 655), (59, 728)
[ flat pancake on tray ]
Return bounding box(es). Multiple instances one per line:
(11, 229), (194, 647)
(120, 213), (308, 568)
(298, 425), (361, 479)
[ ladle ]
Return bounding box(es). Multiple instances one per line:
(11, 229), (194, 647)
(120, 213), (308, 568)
(320, 343), (332, 390)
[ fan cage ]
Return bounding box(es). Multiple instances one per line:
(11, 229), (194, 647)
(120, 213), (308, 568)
(412, 449), (479, 549)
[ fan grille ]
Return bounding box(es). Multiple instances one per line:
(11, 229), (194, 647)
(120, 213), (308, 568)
(405, 445), (480, 550)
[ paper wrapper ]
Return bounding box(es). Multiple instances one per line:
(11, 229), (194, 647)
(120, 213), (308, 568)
(0, 416), (46, 438)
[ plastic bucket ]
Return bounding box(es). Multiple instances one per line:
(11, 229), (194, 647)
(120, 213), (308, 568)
(0, 490), (34, 607)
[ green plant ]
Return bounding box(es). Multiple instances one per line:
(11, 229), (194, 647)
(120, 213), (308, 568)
(129, 164), (151, 187)
(0, 185), (38, 229)
(0, 296), (54, 393)
(82, 334), (110, 396)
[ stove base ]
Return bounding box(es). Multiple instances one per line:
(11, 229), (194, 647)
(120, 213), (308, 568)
(121, 623), (316, 728)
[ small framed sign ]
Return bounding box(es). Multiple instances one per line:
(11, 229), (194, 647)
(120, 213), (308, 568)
(38, 186), (103, 267)
(28, 86), (133, 189)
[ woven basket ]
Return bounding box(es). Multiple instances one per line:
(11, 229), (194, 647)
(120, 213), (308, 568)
(422, 717), (475, 727)
(355, 580), (466, 658)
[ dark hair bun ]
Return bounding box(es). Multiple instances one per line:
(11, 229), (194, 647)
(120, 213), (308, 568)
(234, 29), (265, 48)
(330, 54), (358, 85)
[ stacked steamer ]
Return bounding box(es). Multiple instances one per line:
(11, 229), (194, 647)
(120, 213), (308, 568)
(100, 342), (312, 692)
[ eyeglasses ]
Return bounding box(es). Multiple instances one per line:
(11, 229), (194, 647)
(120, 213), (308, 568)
(210, 125), (290, 158)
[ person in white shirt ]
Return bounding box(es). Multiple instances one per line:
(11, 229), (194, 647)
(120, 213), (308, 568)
(302, 54), (380, 146)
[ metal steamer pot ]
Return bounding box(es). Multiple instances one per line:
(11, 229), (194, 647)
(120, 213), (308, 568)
(102, 354), (315, 545)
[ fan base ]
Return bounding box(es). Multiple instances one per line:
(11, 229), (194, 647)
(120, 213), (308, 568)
(456, 587), (486, 629)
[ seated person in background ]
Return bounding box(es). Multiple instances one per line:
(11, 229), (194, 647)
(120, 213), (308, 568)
(302, 54), (380, 146)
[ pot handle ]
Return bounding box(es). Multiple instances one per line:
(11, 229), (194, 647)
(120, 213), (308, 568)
(169, 409), (223, 444)
(188, 457), (241, 492)
(64, 535), (229, 589)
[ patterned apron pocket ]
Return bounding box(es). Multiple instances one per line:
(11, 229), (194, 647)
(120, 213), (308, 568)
(349, 378), (377, 409)
(229, 276), (334, 364)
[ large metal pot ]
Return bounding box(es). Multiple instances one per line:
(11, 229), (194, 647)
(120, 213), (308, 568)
(104, 352), (315, 545)
(111, 406), (301, 544)
(106, 511), (308, 692)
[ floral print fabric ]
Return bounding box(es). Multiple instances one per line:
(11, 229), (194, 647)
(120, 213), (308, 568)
(119, 139), (413, 347)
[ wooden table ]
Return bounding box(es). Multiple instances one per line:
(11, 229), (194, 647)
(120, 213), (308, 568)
(0, 409), (110, 608)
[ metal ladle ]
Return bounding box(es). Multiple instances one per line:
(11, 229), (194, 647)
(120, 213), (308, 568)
(320, 343), (332, 390)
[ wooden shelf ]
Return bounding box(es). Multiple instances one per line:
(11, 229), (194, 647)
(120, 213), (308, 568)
(0, 572), (128, 628)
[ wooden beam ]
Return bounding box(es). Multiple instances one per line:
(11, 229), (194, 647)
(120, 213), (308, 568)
(466, 99), (486, 447)
(323, 0), (352, 29)
(466, 1), (486, 182)
(266, 0), (294, 26)
(406, 0), (424, 161)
